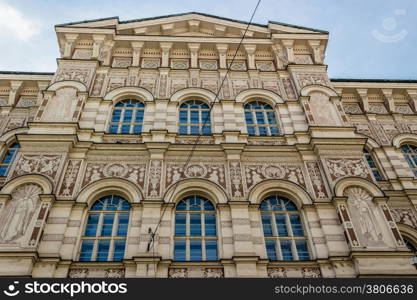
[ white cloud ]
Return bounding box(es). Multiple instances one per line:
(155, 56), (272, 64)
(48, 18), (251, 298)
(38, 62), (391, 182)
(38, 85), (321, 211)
(0, 1), (39, 41)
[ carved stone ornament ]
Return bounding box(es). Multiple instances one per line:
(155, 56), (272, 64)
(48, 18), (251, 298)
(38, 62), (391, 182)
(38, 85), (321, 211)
(390, 208), (417, 228)
(256, 61), (275, 71)
(203, 268), (224, 278)
(169, 268), (188, 278)
(324, 158), (371, 182)
(11, 154), (62, 182)
(199, 60), (218, 70)
(68, 269), (89, 278)
(0, 184), (42, 244)
(245, 163), (306, 190)
(268, 267), (287, 278)
(302, 267), (321, 278)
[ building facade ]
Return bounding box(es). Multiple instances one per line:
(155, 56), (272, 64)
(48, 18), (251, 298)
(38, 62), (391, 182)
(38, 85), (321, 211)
(0, 12), (416, 278)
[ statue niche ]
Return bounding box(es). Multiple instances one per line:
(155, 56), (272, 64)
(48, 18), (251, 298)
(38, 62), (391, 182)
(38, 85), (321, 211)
(0, 184), (42, 244)
(345, 187), (393, 248)
(308, 91), (341, 126)
(41, 87), (78, 122)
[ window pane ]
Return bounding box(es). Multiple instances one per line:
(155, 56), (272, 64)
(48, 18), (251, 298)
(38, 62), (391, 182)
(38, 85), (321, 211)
(113, 240), (126, 262)
(289, 214), (304, 236)
(275, 214), (288, 237)
(259, 126), (267, 136)
(174, 240), (186, 261)
(101, 214), (115, 236)
(205, 214), (216, 236)
(133, 125), (142, 134)
(267, 111), (277, 124)
(296, 240), (309, 261)
(117, 214), (129, 237)
(109, 125), (118, 134)
(190, 126), (199, 135)
(96, 240), (110, 261)
(245, 111), (254, 124)
(123, 110), (133, 122)
(205, 240), (218, 261)
(179, 110), (188, 123)
(280, 240), (293, 261)
(121, 125), (130, 134)
(270, 127), (279, 136)
(0, 166), (8, 176)
(79, 240), (94, 262)
(190, 110), (199, 124)
(256, 112), (265, 124)
(135, 110), (144, 122)
(247, 126), (256, 136)
(85, 214), (100, 236)
(201, 111), (209, 123)
(190, 240), (202, 261)
(190, 214), (202, 236)
(261, 214), (273, 237)
(179, 126), (188, 135)
(265, 240), (277, 260)
(202, 125), (211, 135)
(175, 214), (186, 236)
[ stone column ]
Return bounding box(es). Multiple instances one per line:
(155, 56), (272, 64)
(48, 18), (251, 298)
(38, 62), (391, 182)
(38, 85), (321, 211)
(160, 42), (173, 68)
(216, 44), (228, 69)
(188, 43), (200, 68)
(131, 42), (144, 67)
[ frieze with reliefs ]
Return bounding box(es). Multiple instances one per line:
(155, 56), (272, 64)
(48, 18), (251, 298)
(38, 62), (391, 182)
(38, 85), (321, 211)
(82, 162), (146, 191)
(390, 208), (417, 228)
(343, 103), (362, 114)
(10, 154), (63, 183)
(256, 61), (275, 71)
(169, 268), (188, 278)
(261, 81), (280, 94)
(244, 163), (306, 190)
(90, 73), (105, 96)
(170, 78), (188, 95)
(201, 80), (218, 93)
(297, 73), (329, 88)
(58, 160), (82, 197)
(139, 78), (157, 95)
(302, 267), (322, 278)
(166, 163), (226, 189)
(203, 268), (224, 278)
(54, 64), (94, 86)
(232, 80), (249, 95)
(3, 117), (26, 133)
(323, 158), (372, 182)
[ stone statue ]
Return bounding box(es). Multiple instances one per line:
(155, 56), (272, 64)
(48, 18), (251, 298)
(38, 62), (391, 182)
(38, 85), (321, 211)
(346, 187), (384, 246)
(0, 184), (42, 243)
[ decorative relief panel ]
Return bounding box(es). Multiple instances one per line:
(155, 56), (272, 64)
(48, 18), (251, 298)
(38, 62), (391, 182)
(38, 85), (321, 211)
(228, 60), (247, 71)
(90, 73), (105, 96)
(390, 208), (417, 229)
(166, 163), (226, 190)
(170, 78), (188, 95)
(294, 55), (313, 65)
(368, 104), (388, 114)
(11, 154), (63, 183)
(112, 58), (132, 68)
(168, 268), (188, 278)
(228, 161), (245, 199)
(82, 162), (146, 191)
(281, 78), (297, 100)
(232, 80), (249, 95)
(201, 80), (218, 93)
(395, 104), (413, 114)
(268, 267), (287, 278)
(267, 267), (321, 278)
(297, 73), (329, 88)
(68, 268), (125, 278)
(3, 117), (26, 133)
(244, 163), (306, 190)
(54, 64), (94, 86)
(261, 81), (280, 94)
(0, 184), (42, 245)
(107, 77), (126, 92)
(147, 160), (162, 198)
(343, 103), (362, 114)
(247, 138), (287, 146)
(139, 78), (157, 94)
(256, 61), (275, 71)
(199, 60), (218, 70)
(305, 162), (330, 199)
(171, 59), (189, 70)
(17, 97), (37, 108)
(73, 49), (92, 60)
(58, 160), (82, 197)
(141, 58), (160, 69)
(301, 267), (322, 278)
(203, 268), (224, 278)
(324, 158), (371, 182)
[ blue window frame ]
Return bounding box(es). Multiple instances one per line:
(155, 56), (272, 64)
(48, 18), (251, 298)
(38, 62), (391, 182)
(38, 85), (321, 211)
(108, 99), (145, 134)
(244, 101), (280, 136)
(364, 149), (383, 181)
(174, 196), (218, 261)
(79, 195), (130, 262)
(401, 144), (417, 177)
(178, 100), (211, 135)
(0, 143), (19, 177)
(260, 196), (310, 261)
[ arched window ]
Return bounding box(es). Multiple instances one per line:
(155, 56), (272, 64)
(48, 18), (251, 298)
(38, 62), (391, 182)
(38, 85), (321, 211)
(0, 142), (20, 177)
(179, 100), (211, 135)
(244, 101), (280, 136)
(364, 149), (383, 181)
(260, 196), (310, 261)
(79, 195), (131, 262)
(108, 99), (145, 134)
(174, 196), (217, 261)
(401, 144), (417, 176)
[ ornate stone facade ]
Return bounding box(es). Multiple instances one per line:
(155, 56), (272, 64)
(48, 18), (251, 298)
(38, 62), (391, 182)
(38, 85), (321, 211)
(0, 12), (415, 278)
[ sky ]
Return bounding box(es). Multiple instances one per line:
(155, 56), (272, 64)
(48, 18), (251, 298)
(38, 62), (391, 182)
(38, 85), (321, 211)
(0, 0), (415, 80)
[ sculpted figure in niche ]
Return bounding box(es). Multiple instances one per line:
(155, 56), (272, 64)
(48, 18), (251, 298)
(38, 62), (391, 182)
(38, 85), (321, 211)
(42, 87), (78, 122)
(0, 184), (42, 243)
(346, 187), (386, 247)
(308, 92), (341, 126)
